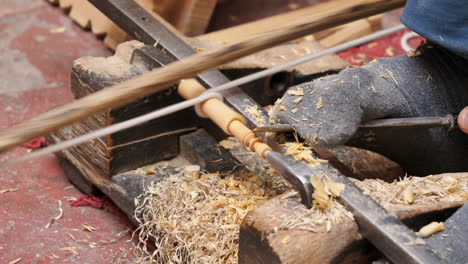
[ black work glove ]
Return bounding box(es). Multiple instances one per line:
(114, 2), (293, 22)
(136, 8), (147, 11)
(272, 44), (468, 175)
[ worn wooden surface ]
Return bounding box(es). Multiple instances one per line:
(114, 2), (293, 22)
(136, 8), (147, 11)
(67, 41), (201, 175)
(239, 191), (465, 264)
(0, 0), (406, 152)
(189, 38), (348, 75)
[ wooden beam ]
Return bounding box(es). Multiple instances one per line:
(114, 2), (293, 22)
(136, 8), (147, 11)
(0, 0), (406, 152)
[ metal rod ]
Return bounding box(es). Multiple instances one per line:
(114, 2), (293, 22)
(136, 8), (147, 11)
(254, 115), (455, 133)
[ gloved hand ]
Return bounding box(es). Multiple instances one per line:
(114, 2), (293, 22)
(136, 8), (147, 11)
(271, 44), (468, 175)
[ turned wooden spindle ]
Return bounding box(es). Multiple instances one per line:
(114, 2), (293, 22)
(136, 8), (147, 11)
(178, 79), (272, 158)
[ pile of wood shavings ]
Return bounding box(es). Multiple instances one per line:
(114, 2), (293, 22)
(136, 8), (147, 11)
(277, 191), (353, 233)
(351, 173), (468, 210)
(131, 169), (279, 263)
(278, 141), (352, 231)
(244, 105), (267, 125)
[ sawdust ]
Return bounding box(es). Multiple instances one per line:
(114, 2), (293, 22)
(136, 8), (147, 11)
(276, 191), (353, 232)
(130, 169), (279, 263)
(287, 88), (304, 96)
(278, 142), (351, 231)
(267, 98), (283, 124)
(351, 174), (468, 210)
(244, 105), (266, 125)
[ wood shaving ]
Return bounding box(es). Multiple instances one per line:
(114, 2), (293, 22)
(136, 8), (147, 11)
(60, 246), (79, 256)
(291, 108), (298, 113)
(244, 105), (266, 125)
(287, 88), (304, 96)
(184, 165), (200, 173)
(385, 46), (395, 56)
(277, 191), (353, 232)
(407, 50), (422, 57)
(8, 258), (22, 264)
(310, 175), (345, 209)
(417, 222), (445, 237)
(316, 97), (323, 109)
(219, 139), (241, 150)
(82, 224), (96, 232)
(130, 171), (278, 263)
(293, 96), (303, 103)
(67, 229), (129, 247)
(367, 42), (378, 48)
(65, 196), (77, 202)
(0, 188), (18, 194)
(404, 238), (426, 246)
(283, 142), (327, 167)
(46, 200), (63, 228)
(49, 27), (65, 33)
(403, 185), (414, 204)
(351, 174), (468, 210)
(267, 98), (284, 124)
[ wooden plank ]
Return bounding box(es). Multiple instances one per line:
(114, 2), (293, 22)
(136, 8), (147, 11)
(0, 0), (406, 152)
(198, 5), (381, 46)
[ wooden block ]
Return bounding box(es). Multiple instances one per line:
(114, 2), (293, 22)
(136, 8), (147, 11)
(65, 41), (199, 175)
(239, 192), (465, 264)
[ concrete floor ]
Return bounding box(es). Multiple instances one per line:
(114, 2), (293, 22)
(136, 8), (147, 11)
(0, 1), (135, 263)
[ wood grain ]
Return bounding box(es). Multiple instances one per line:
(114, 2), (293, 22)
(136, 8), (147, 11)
(0, 0), (405, 152)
